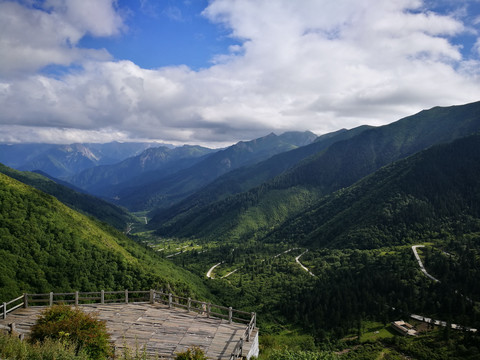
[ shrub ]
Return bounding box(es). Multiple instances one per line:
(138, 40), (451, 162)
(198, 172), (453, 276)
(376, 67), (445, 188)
(29, 304), (112, 359)
(175, 346), (208, 360)
(267, 349), (338, 360)
(0, 331), (88, 360)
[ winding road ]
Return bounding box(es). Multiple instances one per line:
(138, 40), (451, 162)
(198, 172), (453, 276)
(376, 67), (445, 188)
(206, 262), (223, 279)
(206, 247), (302, 279)
(411, 245), (440, 282)
(295, 250), (316, 277)
(222, 269), (239, 279)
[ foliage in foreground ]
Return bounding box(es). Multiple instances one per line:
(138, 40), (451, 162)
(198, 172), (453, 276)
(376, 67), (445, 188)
(266, 349), (338, 360)
(0, 331), (88, 360)
(175, 346), (208, 360)
(29, 305), (112, 360)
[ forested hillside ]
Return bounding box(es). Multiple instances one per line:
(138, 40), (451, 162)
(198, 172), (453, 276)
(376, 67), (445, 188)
(150, 126), (371, 225)
(165, 132), (480, 359)
(0, 172), (211, 303)
(154, 101), (480, 242)
(114, 131), (317, 211)
(0, 163), (134, 230)
(269, 134), (480, 249)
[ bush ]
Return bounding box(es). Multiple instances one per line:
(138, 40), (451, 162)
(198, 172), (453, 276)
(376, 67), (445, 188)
(175, 346), (208, 360)
(29, 304), (112, 359)
(267, 349), (338, 360)
(0, 332), (88, 360)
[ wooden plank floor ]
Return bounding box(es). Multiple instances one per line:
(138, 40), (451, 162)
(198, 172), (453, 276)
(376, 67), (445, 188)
(0, 303), (253, 359)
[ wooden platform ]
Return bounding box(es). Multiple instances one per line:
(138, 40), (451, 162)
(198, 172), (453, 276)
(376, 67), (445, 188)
(0, 303), (255, 359)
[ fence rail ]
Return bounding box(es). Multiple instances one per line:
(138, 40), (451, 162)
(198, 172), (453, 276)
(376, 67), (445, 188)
(1, 295), (24, 320)
(1, 290), (256, 359)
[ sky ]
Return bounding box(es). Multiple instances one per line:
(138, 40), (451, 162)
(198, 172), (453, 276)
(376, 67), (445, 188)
(1, 0), (480, 147)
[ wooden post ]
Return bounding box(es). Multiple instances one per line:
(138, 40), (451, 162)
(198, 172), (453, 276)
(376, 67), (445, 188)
(229, 307), (233, 324)
(49, 292), (53, 306)
(207, 303), (211, 318)
(149, 289), (155, 304)
(168, 293), (172, 309)
(23, 293), (28, 309)
(9, 322), (16, 333)
(101, 290), (105, 304)
(252, 312), (256, 328)
(75, 291), (79, 306)
(187, 297), (191, 312)
(2, 302), (6, 319)
(125, 290), (129, 304)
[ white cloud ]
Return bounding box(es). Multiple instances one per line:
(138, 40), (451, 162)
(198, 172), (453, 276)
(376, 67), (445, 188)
(0, 0), (122, 76)
(163, 6), (183, 22)
(475, 38), (480, 56)
(45, 0), (125, 37)
(1, 0), (480, 145)
(0, 124), (131, 144)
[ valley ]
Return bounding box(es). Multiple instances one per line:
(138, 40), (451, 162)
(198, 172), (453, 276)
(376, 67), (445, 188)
(1, 102), (480, 359)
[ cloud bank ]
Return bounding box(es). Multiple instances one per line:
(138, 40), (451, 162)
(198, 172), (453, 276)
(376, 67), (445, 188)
(0, 0), (479, 146)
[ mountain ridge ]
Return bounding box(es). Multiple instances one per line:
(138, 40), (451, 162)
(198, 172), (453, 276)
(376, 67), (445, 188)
(149, 126), (371, 224)
(0, 142), (165, 179)
(267, 133), (480, 249)
(113, 131), (318, 211)
(0, 163), (134, 230)
(69, 145), (216, 195)
(153, 101), (480, 241)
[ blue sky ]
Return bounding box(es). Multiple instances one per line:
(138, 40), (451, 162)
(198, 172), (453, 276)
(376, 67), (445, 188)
(78, 0), (239, 70)
(1, 0), (480, 146)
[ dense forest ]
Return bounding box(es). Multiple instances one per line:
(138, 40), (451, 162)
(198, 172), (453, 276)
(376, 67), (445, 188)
(161, 133), (480, 358)
(0, 163), (134, 230)
(151, 102), (480, 243)
(268, 134), (480, 248)
(0, 171), (211, 302)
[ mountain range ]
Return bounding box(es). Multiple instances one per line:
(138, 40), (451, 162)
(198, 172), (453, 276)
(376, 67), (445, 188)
(153, 101), (480, 242)
(94, 131), (317, 211)
(0, 142), (165, 179)
(3, 102), (479, 244)
(68, 145), (216, 196)
(268, 133), (480, 249)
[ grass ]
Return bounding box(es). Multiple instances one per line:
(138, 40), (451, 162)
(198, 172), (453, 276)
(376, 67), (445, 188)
(359, 322), (395, 342)
(0, 332), (89, 360)
(132, 230), (207, 258)
(259, 329), (317, 359)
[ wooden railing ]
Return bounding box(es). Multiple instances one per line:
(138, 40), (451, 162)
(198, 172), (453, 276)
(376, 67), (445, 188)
(1, 290), (256, 359)
(1, 294), (24, 320)
(230, 313), (257, 360)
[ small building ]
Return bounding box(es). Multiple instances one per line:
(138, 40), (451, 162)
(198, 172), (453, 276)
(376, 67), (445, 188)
(391, 320), (418, 336)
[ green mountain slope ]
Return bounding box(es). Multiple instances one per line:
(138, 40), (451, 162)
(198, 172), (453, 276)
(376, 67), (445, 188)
(115, 131), (317, 211)
(155, 101), (480, 241)
(269, 134), (480, 249)
(0, 172), (211, 303)
(150, 126), (371, 225)
(0, 163), (133, 230)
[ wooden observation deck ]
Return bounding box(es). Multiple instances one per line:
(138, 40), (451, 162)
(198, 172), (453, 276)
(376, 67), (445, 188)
(0, 290), (259, 360)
